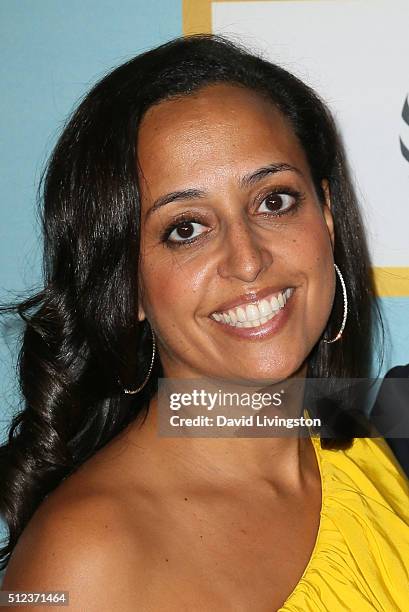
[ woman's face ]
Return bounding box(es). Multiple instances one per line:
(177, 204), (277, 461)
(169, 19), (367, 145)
(136, 84), (335, 383)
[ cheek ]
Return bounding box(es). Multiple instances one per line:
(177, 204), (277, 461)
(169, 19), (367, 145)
(289, 216), (332, 270)
(138, 247), (208, 326)
(289, 217), (335, 324)
(303, 234), (335, 326)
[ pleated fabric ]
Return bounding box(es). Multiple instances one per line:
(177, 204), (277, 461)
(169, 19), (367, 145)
(280, 436), (409, 611)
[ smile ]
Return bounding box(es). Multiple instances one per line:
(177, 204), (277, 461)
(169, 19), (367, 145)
(210, 288), (294, 328)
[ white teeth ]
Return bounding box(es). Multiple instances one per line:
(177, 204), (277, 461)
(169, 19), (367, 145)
(228, 309), (237, 324)
(245, 304), (260, 321)
(211, 288), (294, 328)
(258, 299), (273, 317)
(271, 295), (280, 311)
(236, 307), (246, 322)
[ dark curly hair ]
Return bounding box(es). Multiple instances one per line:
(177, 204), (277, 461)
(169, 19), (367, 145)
(0, 34), (382, 570)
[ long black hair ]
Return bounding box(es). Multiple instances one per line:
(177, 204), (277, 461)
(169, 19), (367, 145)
(0, 34), (382, 569)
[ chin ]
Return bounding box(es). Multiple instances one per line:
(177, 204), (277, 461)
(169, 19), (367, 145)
(226, 358), (307, 387)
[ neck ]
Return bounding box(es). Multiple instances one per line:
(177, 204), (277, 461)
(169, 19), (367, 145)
(127, 390), (316, 495)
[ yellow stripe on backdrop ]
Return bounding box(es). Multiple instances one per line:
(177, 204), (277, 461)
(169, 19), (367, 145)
(182, 0), (409, 297)
(183, 0), (322, 35)
(373, 268), (409, 298)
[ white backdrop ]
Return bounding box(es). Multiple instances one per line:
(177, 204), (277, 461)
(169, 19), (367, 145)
(213, 0), (409, 268)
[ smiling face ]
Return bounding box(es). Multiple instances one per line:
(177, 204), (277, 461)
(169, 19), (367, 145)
(136, 84), (335, 383)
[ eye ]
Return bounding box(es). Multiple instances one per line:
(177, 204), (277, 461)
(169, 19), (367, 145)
(166, 220), (207, 244)
(257, 192), (298, 215)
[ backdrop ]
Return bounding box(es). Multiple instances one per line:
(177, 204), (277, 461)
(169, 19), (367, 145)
(1, 0), (408, 572)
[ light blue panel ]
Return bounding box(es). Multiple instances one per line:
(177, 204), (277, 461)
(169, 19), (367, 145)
(0, 0), (181, 580)
(377, 297), (409, 374)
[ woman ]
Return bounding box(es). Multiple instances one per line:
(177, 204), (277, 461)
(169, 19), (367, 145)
(0, 35), (408, 610)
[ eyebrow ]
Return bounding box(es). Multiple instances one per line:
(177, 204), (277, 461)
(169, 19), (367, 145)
(145, 162), (302, 219)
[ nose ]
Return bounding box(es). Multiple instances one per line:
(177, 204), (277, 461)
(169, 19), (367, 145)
(217, 218), (273, 283)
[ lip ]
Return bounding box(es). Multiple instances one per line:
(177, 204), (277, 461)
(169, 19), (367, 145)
(209, 290), (294, 340)
(210, 285), (293, 315)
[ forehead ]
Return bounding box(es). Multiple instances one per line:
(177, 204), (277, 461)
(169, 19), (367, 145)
(136, 84), (310, 192)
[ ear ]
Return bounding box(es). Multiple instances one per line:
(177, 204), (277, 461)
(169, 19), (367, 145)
(321, 179), (335, 250)
(137, 284), (146, 322)
(138, 303), (146, 322)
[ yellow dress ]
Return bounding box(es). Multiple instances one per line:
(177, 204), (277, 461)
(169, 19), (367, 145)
(280, 436), (409, 611)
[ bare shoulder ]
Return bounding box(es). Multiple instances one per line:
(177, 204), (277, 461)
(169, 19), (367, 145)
(2, 445), (157, 611)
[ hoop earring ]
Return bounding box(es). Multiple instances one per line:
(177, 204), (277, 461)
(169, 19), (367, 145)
(123, 324), (156, 394)
(323, 263), (348, 344)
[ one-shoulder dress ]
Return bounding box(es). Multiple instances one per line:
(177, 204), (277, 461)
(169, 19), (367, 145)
(280, 435), (409, 611)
